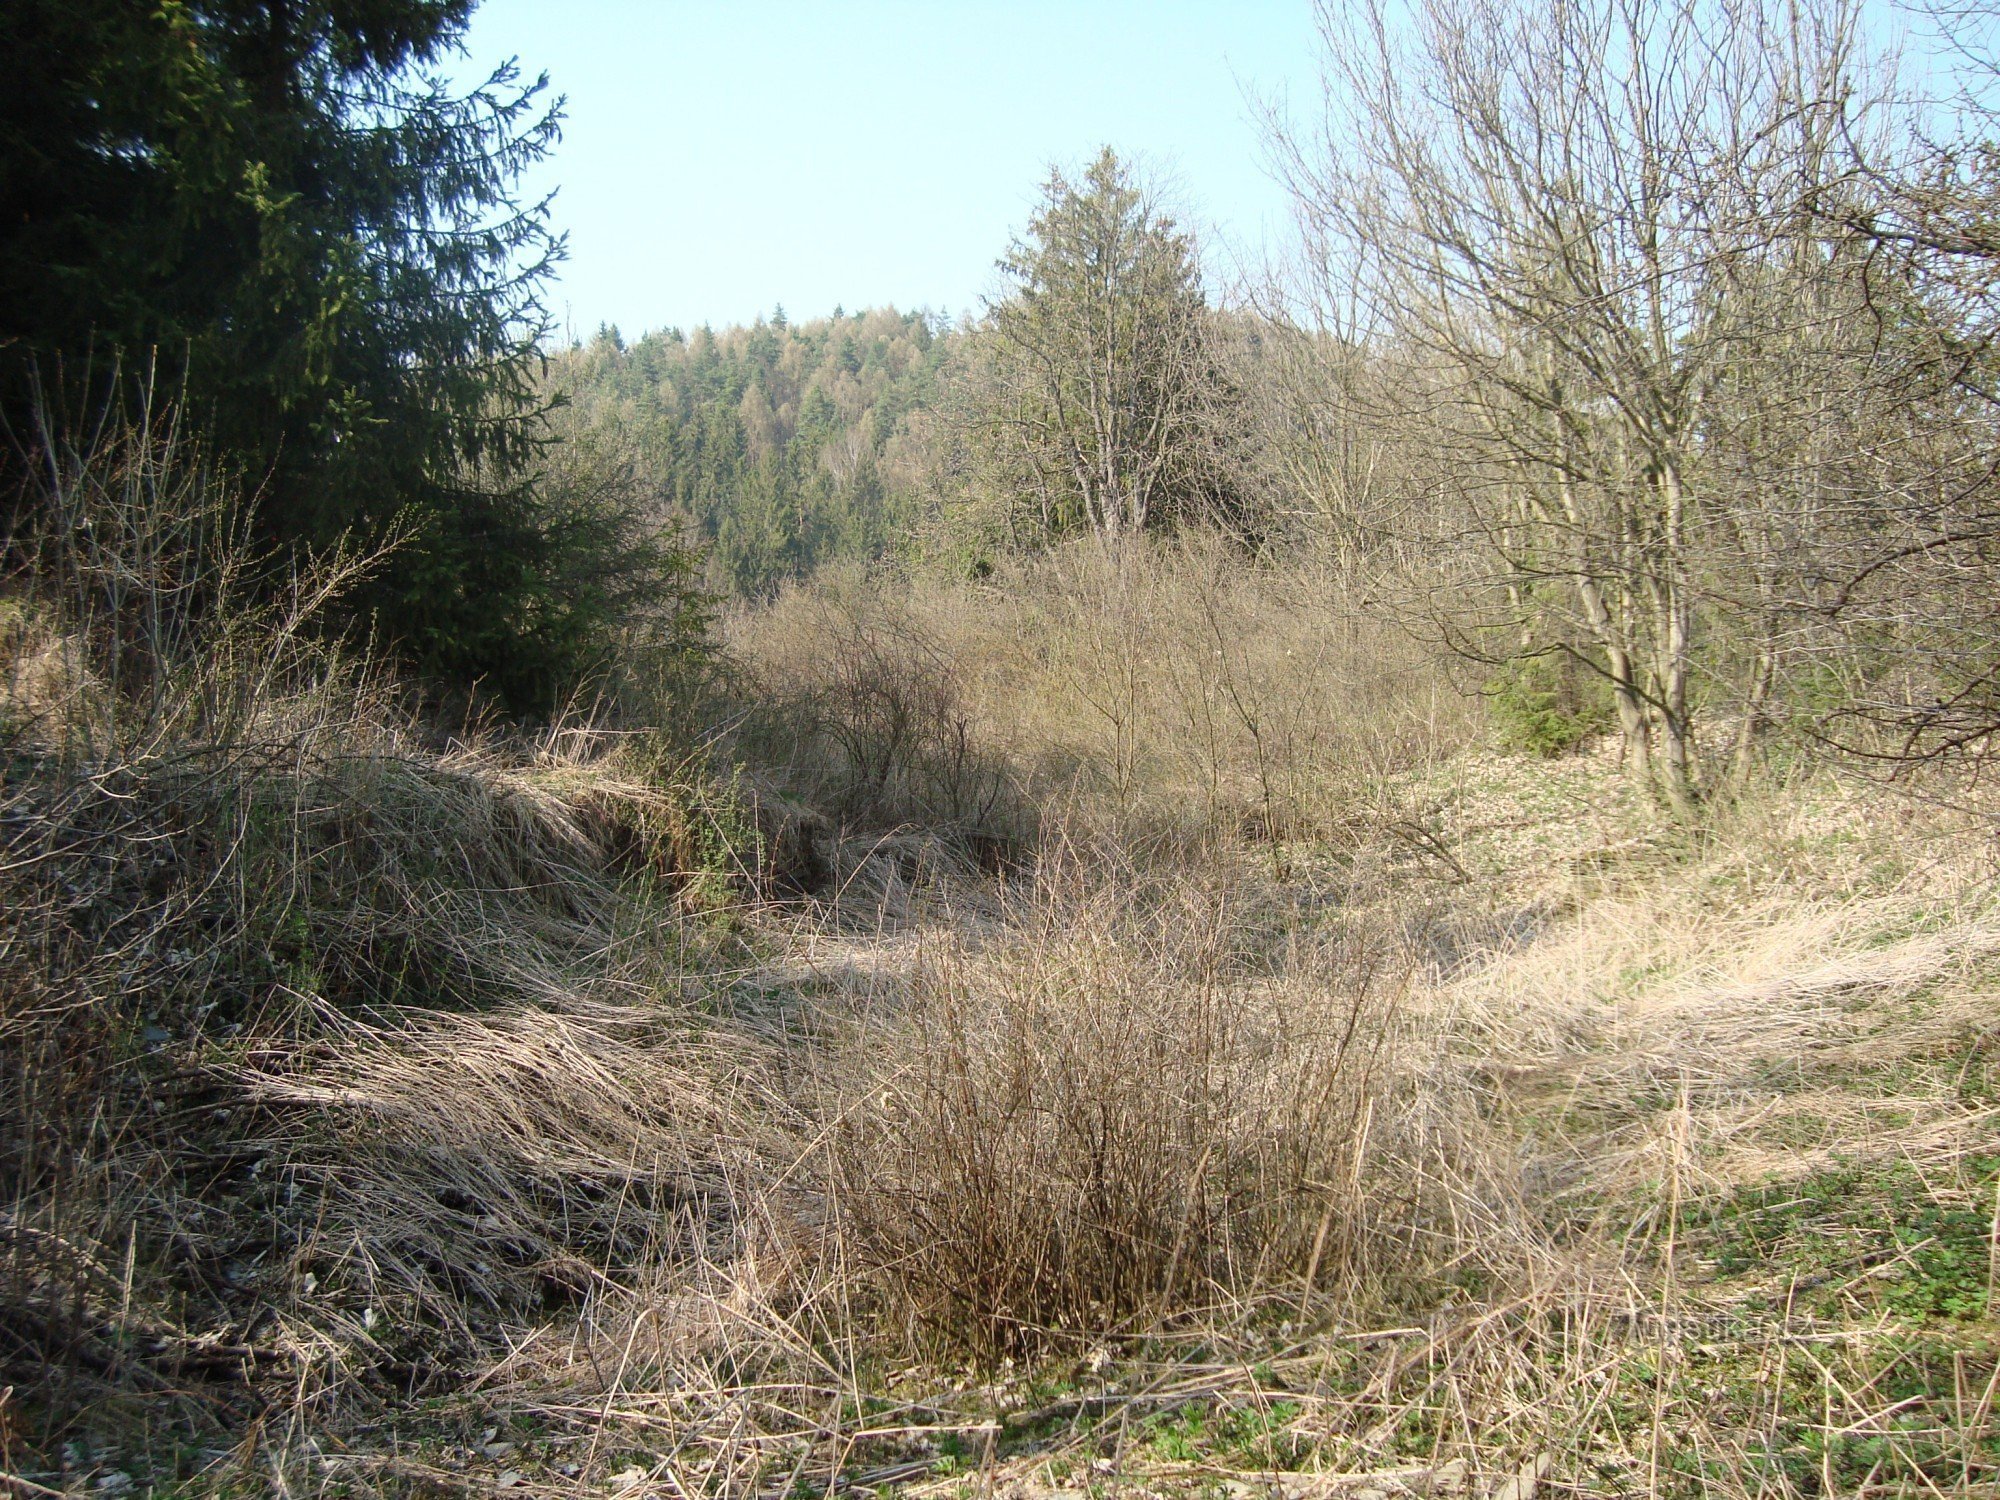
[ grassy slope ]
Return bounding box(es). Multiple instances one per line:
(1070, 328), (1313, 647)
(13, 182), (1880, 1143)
(8, 545), (1999, 1498)
(385, 728), (1998, 1497)
(782, 754), (2000, 1500)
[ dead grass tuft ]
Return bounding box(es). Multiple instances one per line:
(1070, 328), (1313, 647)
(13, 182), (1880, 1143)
(815, 839), (1478, 1363)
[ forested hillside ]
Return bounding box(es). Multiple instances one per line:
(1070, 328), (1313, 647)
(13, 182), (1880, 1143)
(546, 150), (1268, 594)
(550, 308), (948, 592)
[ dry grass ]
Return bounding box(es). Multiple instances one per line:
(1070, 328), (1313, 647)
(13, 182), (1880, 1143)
(6, 419), (1999, 1497)
(0, 400), (770, 1480)
(815, 841), (1460, 1362)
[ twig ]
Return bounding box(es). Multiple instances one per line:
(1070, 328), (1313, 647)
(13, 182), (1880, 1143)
(0, 1473), (71, 1499)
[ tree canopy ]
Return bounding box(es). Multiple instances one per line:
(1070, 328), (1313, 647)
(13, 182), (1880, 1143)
(0, 0), (626, 708)
(549, 308), (947, 595)
(975, 148), (1237, 541)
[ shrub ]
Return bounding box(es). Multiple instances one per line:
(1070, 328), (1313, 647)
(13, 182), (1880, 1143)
(822, 848), (1430, 1360)
(729, 567), (1027, 852)
(1489, 652), (1613, 756)
(725, 537), (1478, 869)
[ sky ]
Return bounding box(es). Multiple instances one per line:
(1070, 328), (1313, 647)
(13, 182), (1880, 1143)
(453, 1), (1324, 341)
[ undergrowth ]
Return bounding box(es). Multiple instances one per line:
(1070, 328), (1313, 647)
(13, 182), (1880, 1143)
(4, 412), (1998, 1498)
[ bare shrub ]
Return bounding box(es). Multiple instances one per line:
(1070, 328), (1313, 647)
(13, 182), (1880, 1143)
(819, 842), (1446, 1360)
(727, 536), (1479, 873)
(728, 565), (1028, 856)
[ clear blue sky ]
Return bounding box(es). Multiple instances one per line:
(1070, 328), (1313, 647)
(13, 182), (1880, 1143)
(454, 1), (1321, 339)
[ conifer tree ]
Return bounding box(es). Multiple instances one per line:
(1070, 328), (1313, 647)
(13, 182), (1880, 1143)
(0, 0), (602, 706)
(979, 148), (1234, 539)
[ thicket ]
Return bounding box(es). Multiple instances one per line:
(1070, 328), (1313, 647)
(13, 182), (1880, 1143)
(1266, 0), (2000, 805)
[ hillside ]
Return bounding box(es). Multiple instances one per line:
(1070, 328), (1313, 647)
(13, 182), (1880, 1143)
(550, 308), (949, 595)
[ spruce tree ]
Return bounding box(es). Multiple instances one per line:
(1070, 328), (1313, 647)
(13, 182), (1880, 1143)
(0, 0), (613, 707)
(980, 148), (1236, 540)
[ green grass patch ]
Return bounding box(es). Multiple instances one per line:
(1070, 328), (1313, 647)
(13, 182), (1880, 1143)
(1134, 1399), (1309, 1470)
(1687, 1158), (1999, 1323)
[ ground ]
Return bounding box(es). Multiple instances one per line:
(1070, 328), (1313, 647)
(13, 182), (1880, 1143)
(289, 747), (2000, 1498)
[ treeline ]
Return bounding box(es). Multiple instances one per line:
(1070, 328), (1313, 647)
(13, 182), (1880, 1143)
(551, 148), (1264, 591)
(550, 308), (946, 594)
(561, 0), (2000, 819)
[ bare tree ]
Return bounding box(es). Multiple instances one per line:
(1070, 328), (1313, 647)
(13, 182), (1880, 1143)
(1783, 0), (2000, 764)
(1270, 0), (1902, 811)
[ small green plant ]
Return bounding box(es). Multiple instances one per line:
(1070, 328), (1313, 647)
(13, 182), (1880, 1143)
(1134, 1398), (1307, 1470)
(1216, 1401), (1304, 1468)
(681, 763), (763, 911)
(1690, 1158), (1998, 1322)
(1142, 1404), (1208, 1462)
(1489, 653), (1613, 757)
(930, 1432), (969, 1476)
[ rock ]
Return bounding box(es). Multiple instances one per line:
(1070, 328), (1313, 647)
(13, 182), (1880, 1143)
(1488, 1454), (1550, 1500)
